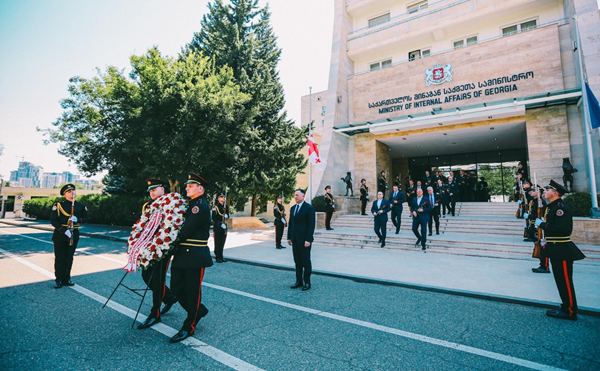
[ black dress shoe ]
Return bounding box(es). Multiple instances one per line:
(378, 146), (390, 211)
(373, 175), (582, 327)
(221, 258), (228, 263)
(546, 310), (577, 321)
(422, 245), (426, 251)
(198, 304), (209, 319)
(395, 232), (399, 234)
(216, 259), (223, 263)
(301, 283), (311, 291)
(160, 301), (176, 315)
(169, 329), (193, 343)
(54, 282), (63, 289)
(63, 280), (75, 286)
(415, 240), (421, 247)
(138, 316), (161, 330)
(276, 245), (282, 249)
(381, 242), (385, 248)
(436, 231), (439, 235)
(428, 233), (432, 236)
(290, 282), (303, 289)
(326, 228), (334, 231)
(377, 238), (382, 243)
(532, 267), (550, 274)
(280, 245), (286, 248)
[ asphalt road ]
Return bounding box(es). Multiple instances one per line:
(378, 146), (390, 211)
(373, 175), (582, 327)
(1, 224), (598, 371)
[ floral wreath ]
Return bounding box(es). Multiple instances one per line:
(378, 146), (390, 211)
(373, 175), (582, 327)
(124, 192), (187, 272)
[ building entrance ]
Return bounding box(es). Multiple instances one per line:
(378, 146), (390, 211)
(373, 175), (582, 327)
(407, 149), (527, 202)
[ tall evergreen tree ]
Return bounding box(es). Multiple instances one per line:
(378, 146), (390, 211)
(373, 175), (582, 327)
(187, 0), (308, 215)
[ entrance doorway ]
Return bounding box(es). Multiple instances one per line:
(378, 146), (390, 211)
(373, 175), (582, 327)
(407, 149), (526, 202)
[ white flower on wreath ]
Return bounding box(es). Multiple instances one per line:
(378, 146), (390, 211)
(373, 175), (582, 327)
(127, 192), (187, 270)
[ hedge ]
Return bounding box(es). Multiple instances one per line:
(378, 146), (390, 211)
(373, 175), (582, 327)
(563, 192), (600, 217)
(23, 194), (147, 226)
(311, 194), (327, 212)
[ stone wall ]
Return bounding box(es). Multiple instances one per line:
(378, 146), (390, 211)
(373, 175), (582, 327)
(573, 217), (600, 245)
(354, 132), (378, 196)
(525, 105), (571, 186)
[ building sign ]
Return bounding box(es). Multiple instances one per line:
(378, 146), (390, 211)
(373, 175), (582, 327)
(368, 70), (534, 115)
(425, 63), (453, 86)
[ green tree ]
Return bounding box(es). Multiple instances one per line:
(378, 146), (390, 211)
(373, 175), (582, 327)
(187, 0), (308, 215)
(42, 48), (250, 195)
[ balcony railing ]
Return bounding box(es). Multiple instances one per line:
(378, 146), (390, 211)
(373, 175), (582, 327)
(350, 18), (569, 77)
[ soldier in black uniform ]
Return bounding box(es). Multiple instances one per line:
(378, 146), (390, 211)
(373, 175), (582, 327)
(393, 175), (402, 188)
(437, 179), (450, 217)
(169, 172), (214, 343)
(137, 179), (178, 330)
(359, 179), (369, 215)
(526, 186), (549, 273)
(422, 171), (433, 190)
(50, 184), (88, 289)
(535, 180), (585, 320)
(212, 194), (229, 263)
(446, 176), (458, 216)
(378, 171), (388, 198)
(457, 171), (468, 202)
(406, 180), (416, 206)
(324, 186), (335, 230)
(273, 196), (287, 249)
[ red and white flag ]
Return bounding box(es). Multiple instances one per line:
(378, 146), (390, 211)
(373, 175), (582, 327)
(307, 134), (326, 169)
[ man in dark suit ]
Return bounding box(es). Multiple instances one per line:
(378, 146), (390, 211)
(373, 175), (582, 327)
(359, 179), (369, 215)
(411, 188), (432, 250)
(169, 172), (213, 343)
(371, 191), (391, 247)
(447, 176), (458, 216)
(388, 185), (405, 234)
(426, 186), (441, 236)
(287, 189), (316, 291)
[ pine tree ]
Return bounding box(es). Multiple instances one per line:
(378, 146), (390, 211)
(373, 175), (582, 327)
(187, 0), (307, 215)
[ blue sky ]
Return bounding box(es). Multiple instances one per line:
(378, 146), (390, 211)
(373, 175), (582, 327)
(0, 0), (333, 180)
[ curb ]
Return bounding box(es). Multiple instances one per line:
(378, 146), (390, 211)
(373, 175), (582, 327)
(4, 220), (599, 318)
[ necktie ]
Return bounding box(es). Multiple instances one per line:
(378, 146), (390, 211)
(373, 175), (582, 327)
(295, 204), (300, 216)
(431, 195), (434, 205)
(394, 192), (397, 198)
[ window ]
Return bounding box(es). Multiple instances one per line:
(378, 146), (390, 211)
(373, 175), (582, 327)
(407, 0), (428, 14)
(453, 36), (477, 49)
(321, 106), (326, 116)
(408, 49), (430, 61)
(368, 13), (390, 28)
(370, 58), (392, 71)
(502, 19), (537, 36)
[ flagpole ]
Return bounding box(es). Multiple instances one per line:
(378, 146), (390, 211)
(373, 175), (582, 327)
(309, 86), (313, 202)
(573, 15), (599, 213)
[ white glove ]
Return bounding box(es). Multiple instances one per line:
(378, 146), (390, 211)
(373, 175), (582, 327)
(70, 215), (78, 223)
(65, 230), (72, 238)
(523, 213), (529, 219)
(225, 215), (229, 219)
(513, 186), (517, 190)
(535, 218), (543, 227)
(517, 200), (522, 204)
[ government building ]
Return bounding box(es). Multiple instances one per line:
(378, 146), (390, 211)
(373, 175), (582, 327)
(302, 0), (600, 201)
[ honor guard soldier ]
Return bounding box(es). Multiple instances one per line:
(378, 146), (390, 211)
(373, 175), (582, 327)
(50, 184), (88, 289)
(393, 175), (402, 188)
(170, 172), (213, 343)
(422, 171), (433, 189)
(273, 196), (287, 249)
(378, 171), (388, 198)
(212, 194), (229, 263)
(535, 180), (585, 320)
(446, 176), (458, 216)
(324, 186), (335, 230)
(359, 179), (369, 215)
(138, 179), (178, 330)
(527, 186), (549, 273)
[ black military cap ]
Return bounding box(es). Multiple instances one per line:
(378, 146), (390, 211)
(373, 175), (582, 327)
(217, 194), (225, 199)
(544, 179), (569, 196)
(276, 195), (282, 200)
(146, 178), (168, 191)
(60, 183), (76, 196)
(185, 172), (209, 187)
(325, 185), (331, 190)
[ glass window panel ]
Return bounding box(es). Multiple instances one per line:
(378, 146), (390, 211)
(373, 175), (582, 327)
(368, 13), (390, 27)
(408, 50), (420, 61)
(466, 36), (478, 45)
(521, 20), (537, 30)
(370, 62), (380, 71)
(502, 25), (518, 36)
(381, 59), (392, 68)
(407, 1), (428, 14)
(453, 40), (464, 49)
(422, 49), (430, 57)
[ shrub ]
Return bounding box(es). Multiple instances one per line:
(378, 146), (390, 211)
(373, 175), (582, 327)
(563, 192), (600, 217)
(311, 194), (327, 212)
(23, 194), (146, 226)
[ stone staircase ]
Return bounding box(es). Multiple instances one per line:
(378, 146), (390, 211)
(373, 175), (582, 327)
(251, 202), (600, 264)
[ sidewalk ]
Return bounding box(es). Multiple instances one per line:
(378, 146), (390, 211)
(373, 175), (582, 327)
(2, 219), (599, 316)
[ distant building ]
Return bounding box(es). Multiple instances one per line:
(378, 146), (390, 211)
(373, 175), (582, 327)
(10, 162), (43, 188)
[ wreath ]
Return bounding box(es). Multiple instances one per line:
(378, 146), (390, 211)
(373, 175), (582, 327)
(123, 192), (187, 272)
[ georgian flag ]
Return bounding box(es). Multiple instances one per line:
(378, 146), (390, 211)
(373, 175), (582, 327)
(307, 133), (326, 169)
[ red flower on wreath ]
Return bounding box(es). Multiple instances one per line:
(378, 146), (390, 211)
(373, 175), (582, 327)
(165, 237), (171, 242)
(156, 238), (163, 244)
(151, 245), (156, 251)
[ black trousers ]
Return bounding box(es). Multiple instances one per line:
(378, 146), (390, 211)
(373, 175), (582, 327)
(53, 231), (79, 284)
(390, 208), (402, 233)
(441, 199), (449, 215)
(412, 217), (428, 248)
(550, 259), (577, 316)
(292, 241), (312, 284)
(171, 267), (206, 332)
(428, 210), (440, 234)
(274, 221), (285, 247)
(374, 218), (387, 242)
(142, 256), (176, 319)
(449, 196), (457, 216)
(325, 210), (333, 229)
(213, 228), (227, 260)
(361, 199), (367, 215)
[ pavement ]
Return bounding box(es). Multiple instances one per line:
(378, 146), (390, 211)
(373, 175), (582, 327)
(2, 218), (599, 316)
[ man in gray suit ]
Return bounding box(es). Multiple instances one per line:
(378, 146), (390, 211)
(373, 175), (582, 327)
(287, 189), (316, 291)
